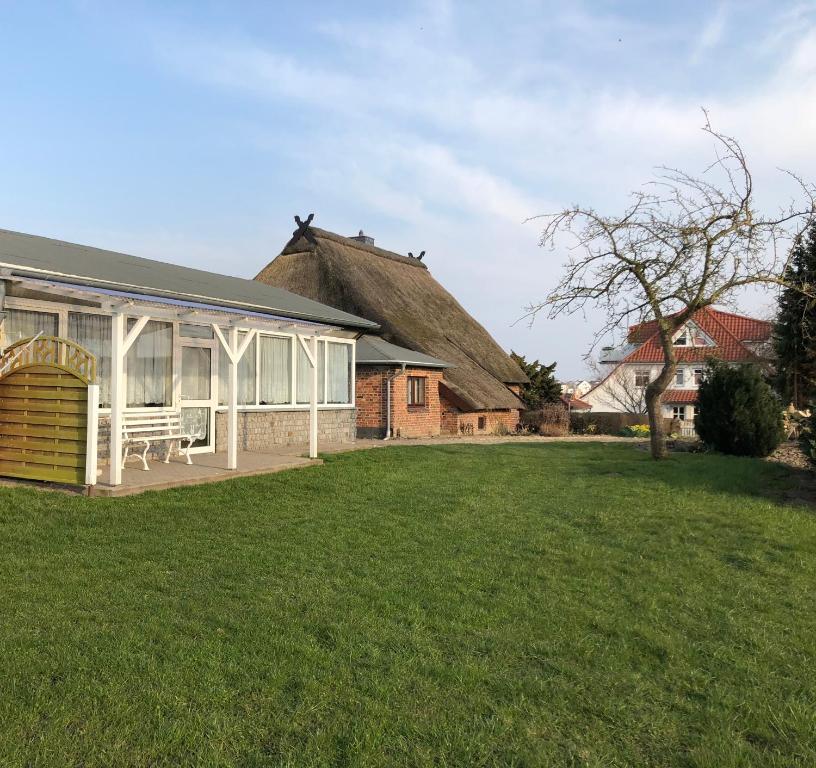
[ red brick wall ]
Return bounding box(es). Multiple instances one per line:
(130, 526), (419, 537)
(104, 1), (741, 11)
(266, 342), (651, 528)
(439, 390), (521, 435)
(355, 365), (444, 438)
(390, 368), (444, 438)
(356, 367), (389, 430)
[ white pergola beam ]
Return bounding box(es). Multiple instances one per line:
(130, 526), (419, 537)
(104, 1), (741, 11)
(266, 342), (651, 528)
(122, 315), (149, 355)
(297, 333), (316, 367)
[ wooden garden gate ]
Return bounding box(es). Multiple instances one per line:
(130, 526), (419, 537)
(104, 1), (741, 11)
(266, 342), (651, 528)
(0, 336), (97, 485)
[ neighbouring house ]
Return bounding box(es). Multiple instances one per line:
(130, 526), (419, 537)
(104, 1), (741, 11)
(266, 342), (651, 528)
(256, 223), (527, 437)
(560, 393), (592, 412)
(583, 307), (773, 423)
(0, 228), (378, 489)
(560, 379), (593, 398)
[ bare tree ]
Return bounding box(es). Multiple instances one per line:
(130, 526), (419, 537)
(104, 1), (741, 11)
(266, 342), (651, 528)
(529, 115), (815, 458)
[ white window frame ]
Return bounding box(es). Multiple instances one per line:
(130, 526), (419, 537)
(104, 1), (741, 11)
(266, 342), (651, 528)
(634, 369), (650, 388)
(0, 296), (356, 415)
(675, 368), (685, 386)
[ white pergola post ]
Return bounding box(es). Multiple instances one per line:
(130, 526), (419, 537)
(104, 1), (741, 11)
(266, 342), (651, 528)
(108, 313), (124, 487)
(228, 327), (238, 470)
(108, 313), (149, 486)
(85, 384), (100, 486)
(213, 325), (256, 470)
(297, 334), (319, 459)
(310, 335), (318, 459)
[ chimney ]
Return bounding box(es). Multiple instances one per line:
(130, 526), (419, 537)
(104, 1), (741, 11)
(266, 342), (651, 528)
(350, 229), (374, 245)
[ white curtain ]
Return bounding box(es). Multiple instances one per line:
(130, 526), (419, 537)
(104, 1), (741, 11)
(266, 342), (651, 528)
(217, 332), (256, 406)
(68, 313), (112, 407)
(181, 347), (211, 401)
(297, 340), (325, 404)
(326, 342), (352, 404)
(126, 320), (172, 407)
(259, 336), (291, 404)
(4, 309), (58, 343)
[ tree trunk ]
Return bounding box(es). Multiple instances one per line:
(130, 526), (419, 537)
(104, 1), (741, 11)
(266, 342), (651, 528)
(645, 385), (668, 459)
(645, 359), (677, 460)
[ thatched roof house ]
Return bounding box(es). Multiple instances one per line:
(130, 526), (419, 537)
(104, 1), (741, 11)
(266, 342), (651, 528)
(256, 225), (526, 416)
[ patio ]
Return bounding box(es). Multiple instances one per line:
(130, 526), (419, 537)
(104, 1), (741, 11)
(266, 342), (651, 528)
(90, 448), (323, 497)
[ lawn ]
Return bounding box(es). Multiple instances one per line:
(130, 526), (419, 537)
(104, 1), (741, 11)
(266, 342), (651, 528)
(1, 443), (815, 767)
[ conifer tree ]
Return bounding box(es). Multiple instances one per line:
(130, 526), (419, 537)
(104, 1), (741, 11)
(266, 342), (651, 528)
(696, 360), (783, 457)
(774, 223), (816, 409)
(510, 352), (561, 410)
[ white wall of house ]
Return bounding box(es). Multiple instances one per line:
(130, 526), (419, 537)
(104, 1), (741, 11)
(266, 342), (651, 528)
(584, 362), (705, 419)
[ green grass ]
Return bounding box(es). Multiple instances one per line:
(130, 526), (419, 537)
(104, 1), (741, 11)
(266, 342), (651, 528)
(1, 443), (815, 767)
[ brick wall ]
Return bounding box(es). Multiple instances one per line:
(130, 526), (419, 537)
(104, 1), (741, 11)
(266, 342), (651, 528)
(391, 367), (444, 438)
(355, 365), (444, 438)
(438, 391), (521, 435)
(356, 367), (389, 437)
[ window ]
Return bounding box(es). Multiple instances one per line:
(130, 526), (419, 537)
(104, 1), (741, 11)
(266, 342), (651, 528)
(477, 416), (486, 430)
(181, 347), (211, 401)
(68, 313), (112, 407)
(4, 308), (58, 343)
(126, 319), (173, 408)
(407, 376), (427, 406)
(259, 336), (292, 405)
(179, 323), (213, 339)
(218, 331), (256, 406)
(672, 405), (686, 421)
(634, 370), (650, 388)
(326, 342), (352, 404)
(674, 331), (688, 346)
(675, 368), (685, 386)
(296, 340), (325, 404)
(693, 368), (703, 386)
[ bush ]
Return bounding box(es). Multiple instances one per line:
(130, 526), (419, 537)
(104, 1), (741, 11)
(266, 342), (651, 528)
(521, 405), (569, 436)
(621, 424), (650, 438)
(695, 360), (783, 457)
(570, 412), (675, 436)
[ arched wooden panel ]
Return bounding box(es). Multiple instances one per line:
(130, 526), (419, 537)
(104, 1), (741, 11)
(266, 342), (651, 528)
(0, 338), (95, 485)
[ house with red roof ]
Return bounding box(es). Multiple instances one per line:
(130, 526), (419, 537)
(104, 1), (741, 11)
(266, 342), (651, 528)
(582, 308), (773, 423)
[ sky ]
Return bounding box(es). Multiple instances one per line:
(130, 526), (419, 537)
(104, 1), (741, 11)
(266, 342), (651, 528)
(1, 1), (815, 378)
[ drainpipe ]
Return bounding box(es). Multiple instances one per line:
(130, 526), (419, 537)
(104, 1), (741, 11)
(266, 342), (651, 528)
(383, 364), (406, 440)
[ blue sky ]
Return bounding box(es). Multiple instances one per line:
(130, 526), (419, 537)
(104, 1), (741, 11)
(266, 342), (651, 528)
(1, 1), (815, 377)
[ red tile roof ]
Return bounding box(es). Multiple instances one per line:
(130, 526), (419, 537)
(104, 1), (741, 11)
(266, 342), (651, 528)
(560, 394), (592, 410)
(623, 307), (771, 364)
(662, 389), (698, 404)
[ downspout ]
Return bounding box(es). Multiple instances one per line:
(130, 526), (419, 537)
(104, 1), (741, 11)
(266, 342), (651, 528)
(383, 364), (406, 440)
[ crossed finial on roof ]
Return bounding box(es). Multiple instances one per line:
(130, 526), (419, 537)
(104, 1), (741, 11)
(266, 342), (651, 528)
(292, 213), (316, 244)
(408, 251), (425, 261)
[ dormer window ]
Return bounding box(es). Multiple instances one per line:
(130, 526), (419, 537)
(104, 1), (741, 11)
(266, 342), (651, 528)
(674, 331), (688, 346)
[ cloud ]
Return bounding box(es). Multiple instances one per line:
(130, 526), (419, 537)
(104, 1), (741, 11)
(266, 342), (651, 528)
(690, 3), (729, 63)
(150, 1), (816, 377)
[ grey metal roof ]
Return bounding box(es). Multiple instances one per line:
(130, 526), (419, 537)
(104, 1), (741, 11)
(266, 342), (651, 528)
(0, 228), (378, 330)
(356, 335), (450, 368)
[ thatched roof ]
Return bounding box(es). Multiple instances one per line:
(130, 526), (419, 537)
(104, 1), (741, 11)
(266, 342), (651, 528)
(256, 226), (526, 411)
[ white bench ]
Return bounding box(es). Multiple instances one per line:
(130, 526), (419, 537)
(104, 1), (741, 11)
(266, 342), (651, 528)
(122, 412), (195, 471)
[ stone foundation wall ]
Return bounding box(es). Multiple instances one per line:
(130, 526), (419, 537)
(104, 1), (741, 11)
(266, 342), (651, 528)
(214, 408), (356, 451)
(95, 408), (355, 465)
